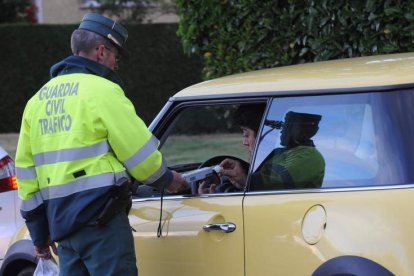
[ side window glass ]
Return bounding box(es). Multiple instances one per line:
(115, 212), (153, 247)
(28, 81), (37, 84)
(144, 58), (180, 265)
(251, 90), (414, 191)
(149, 103), (265, 196)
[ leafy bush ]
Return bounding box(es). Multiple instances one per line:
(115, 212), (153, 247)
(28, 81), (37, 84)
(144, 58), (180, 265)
(177, 0), (414, 79)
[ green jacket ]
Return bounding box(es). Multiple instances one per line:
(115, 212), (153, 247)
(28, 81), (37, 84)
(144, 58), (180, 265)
(253, 145), (325, 190)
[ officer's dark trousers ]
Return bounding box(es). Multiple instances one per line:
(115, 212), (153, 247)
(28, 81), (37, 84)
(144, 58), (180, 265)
(58, 211), (138, 276)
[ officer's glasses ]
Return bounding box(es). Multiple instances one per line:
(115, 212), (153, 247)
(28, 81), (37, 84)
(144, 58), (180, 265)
(104, 46), (121, 62)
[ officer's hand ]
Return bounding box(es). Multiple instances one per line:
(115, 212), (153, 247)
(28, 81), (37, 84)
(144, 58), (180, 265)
(167, 171), (188, 193)
(34, 238), (58, 259)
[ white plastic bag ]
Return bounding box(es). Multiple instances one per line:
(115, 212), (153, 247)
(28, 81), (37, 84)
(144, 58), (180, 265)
(33, 257), (59, 276)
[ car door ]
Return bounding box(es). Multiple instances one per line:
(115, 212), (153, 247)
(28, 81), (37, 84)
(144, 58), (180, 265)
(128, 101), (265, 276)
(129, 195), (244, 276)
(243, 91), (414, 275)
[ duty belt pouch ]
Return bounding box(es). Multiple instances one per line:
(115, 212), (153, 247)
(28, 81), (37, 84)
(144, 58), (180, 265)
(96, 177), (132, 226)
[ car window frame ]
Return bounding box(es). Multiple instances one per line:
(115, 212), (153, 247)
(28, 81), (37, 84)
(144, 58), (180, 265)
(150, 97), (270, 198)
(245, 88), (414, 194)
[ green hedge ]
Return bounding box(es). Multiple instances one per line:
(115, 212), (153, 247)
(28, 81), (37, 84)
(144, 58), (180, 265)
(0, 23), (202, 132)
(177, 0), (414, 79)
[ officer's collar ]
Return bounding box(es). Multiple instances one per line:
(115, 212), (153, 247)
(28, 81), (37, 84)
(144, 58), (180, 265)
(50, 55), (125, 89)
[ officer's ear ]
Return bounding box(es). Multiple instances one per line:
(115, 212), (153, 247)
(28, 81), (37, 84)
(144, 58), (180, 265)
(95, 44), (106, 62)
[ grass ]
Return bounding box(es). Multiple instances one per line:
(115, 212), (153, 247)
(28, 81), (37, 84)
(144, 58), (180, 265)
(0, 133), (248, 165)
(161, 133), (248, 165)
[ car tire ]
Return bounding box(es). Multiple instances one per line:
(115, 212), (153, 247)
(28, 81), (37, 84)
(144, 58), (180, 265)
(16, 265), (36, 276)
(312, 255), (393, 276)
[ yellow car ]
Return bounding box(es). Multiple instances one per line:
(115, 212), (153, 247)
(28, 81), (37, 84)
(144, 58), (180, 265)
(4, 52), (414, 275)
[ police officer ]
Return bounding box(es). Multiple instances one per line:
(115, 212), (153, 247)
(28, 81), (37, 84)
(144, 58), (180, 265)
(254, 111), (325, 190)
(15, 13), (187, 275)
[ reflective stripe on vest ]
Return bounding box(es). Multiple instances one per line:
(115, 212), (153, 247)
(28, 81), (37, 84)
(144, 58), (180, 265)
(123, 135), (159, 170)
(142, 157), (167, 185)
(21, 191), (43, 212)
(20, 170), (128, 212)
(16, 166), (37, 180)
(34, 140), (110, 166)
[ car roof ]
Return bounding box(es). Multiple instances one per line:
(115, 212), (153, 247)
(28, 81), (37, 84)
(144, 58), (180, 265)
(173, 52), (414, 99)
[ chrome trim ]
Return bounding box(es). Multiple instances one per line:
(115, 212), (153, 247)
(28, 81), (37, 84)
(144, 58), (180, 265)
(131, 184), (414, 202)
(245, 183), (414, 196)
(203, 223), (236, 233)
(131, 191), (245, 202)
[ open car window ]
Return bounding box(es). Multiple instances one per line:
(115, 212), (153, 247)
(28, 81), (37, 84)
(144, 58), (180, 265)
(161, 105), (249, 168)
(134, 102), (266, 197)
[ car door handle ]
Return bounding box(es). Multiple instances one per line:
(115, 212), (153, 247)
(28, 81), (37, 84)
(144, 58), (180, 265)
(203, 223), (236, 233)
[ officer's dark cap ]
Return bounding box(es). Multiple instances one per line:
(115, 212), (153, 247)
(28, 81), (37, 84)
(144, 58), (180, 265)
(78, 13), (129, 58)
(285, 111), (321, 126)
(284, 111), (321, 139)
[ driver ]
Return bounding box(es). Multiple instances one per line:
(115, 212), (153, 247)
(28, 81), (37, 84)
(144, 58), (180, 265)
(198, 104), (265, 193)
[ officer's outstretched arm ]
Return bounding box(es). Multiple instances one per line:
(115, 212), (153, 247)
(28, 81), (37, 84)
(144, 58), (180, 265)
(167, 171), (188, 193)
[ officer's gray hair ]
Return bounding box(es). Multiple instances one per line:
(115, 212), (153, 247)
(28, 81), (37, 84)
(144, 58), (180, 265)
(71, 29), (110, 55)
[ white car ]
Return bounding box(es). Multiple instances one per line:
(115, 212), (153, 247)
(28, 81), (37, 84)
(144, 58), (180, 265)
(0, 146), (24, 270)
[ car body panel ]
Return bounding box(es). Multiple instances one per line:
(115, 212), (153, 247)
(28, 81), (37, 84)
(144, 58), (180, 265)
(130, 195), (244, 276)
(244, 187), (414, 275)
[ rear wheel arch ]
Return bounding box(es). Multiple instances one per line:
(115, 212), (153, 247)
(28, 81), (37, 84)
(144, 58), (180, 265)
(312, 255), (393, 276)
(0, 239), (37, 276)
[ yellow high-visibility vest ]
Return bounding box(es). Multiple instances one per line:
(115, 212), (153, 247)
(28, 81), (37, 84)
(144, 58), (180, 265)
(16, 72), (168, 244)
